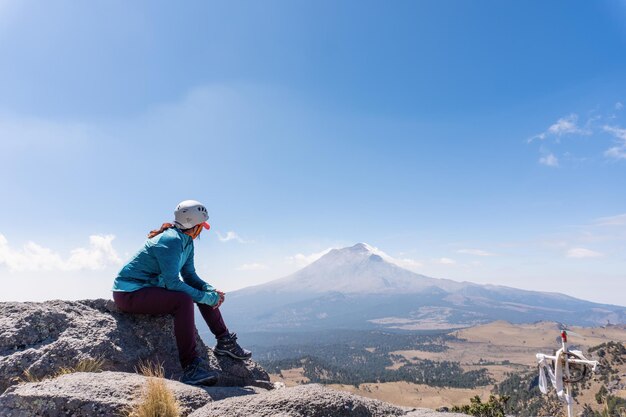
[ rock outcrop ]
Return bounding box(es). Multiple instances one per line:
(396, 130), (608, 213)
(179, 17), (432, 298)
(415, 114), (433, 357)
(404, 411), (468, 417)
(0, 299), (469, 417)
(0, 371), (209, 417)
(0, 376), (471, 417)
(0, 371), (264, 417)
(188, 384), (409, 417)
(0, 299), (269, 394)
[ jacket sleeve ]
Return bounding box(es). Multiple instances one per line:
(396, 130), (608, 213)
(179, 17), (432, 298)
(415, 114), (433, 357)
(151, 236), (205, 302)
(180, 245), (213, 291)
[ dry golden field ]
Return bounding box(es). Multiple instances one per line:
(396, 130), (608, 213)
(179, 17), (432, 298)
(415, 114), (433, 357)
(269, 321), (626, 410)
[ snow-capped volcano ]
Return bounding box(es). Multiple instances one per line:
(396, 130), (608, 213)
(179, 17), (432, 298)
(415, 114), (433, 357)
(252, 242), (463, 294)
(213, 243), (626, 333)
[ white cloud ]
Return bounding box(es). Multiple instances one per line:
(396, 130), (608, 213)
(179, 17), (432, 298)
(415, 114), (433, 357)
(285, 244), (424, 270)
(605, 146), (626, 159)
(603, 125), (626, 160)
(0, 234), (122, 272)
(539, 153), (559, 167)
(528, 109), (626, 165)
(457, 249), (495, 257)
(548, 115), (582, 136)
(602, 126), (626, 140)
(594, 213), (626, 226)
(357, 244), (423, 269)
(236, 262), (268, 271)
(216, 231), (250, 243)
(393, 257), (424, 269)
(566, 247), (604, 259)
(287, 248), (334, 267)
(530, 114), (590, 142)
(436, 257), (457, 265)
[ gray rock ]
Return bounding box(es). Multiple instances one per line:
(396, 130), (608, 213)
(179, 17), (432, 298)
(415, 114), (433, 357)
(0, 370), (268, 417)
(0, 299), (269, 393)
(188, 383), (408, 417)
(202, 385), (268, 401)
(0, 371), (212, 417)
(405, 410), (469, 417)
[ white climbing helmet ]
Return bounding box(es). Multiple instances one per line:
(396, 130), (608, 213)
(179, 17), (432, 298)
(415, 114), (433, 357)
(174, 200), (210, 230)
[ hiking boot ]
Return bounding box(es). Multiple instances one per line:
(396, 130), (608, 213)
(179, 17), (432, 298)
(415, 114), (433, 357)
(181, 357), (218, 386)
(214, 332), (252, 360)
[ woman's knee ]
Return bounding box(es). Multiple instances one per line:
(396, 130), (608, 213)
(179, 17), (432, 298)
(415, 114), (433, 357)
(172, 292), (194, 311)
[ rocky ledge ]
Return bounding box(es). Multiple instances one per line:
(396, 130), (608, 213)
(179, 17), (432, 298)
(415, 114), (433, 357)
(0, 299), (269, 394)
(0, 371), (264, 417)
(0, 299), (468, 416)
(0, 375), (468, 417)
(188, 383), (467, 417)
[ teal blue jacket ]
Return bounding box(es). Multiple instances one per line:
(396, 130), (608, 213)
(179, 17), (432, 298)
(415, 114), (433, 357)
(112, 227), (217, 304)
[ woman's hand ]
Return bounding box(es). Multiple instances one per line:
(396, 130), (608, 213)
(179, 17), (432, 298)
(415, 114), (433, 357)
(198, 291), (219, 306)
(213, 290), (225, 309)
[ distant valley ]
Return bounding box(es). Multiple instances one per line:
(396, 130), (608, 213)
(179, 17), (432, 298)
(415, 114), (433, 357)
(197, 242), (626, 414)
(253, 321), (626, 414)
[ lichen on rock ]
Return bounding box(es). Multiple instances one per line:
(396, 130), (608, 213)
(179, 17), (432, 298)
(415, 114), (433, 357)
(0, 299), (470, 417)
(0, 299), (270, 394)
(188, 383), (409, 417)
(0, 371), (264, 417)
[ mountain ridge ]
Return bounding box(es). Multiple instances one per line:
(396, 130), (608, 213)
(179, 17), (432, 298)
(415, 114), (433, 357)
(234, 243), (464, 295)
(214, 243), (625, 334)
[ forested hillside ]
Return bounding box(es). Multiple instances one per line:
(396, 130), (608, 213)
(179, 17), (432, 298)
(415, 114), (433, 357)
(252, 329), (626, 416)
(255, 330), (492, 388)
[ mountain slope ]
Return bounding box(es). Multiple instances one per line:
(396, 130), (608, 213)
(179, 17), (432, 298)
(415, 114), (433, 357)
(235, 243), (464, 295)
(212, 243), (626, 334)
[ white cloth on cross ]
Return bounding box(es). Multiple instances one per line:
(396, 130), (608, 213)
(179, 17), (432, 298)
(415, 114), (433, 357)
(536, 349), (597, 406)
(537, 349), (571, 404)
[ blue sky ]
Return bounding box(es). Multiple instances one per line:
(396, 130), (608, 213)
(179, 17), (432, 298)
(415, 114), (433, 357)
(1, 1), (625, 305)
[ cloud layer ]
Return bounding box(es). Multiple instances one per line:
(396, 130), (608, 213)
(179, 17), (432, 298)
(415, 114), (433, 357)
(287, 248), (334, 267)
(216, 231), (250, 243)
(0, 234), (121, 272)
(603, 126), (626, 159)
(566, 247), (604, 259)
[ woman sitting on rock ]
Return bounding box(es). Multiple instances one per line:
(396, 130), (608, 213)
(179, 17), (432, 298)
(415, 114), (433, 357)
(112, 200), (251, 386)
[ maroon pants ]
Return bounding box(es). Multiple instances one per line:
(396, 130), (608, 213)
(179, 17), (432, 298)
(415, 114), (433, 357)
(112, 287), (229, 369)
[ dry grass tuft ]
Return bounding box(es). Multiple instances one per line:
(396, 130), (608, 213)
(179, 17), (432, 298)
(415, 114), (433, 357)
(18, 369), (41, 384)
(134, 359), (165, 378)
(128, 360), (181, 417)
(16, 357), (105, 384)
(58, 357), (105, 375)
(127, 377), (181, 417)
